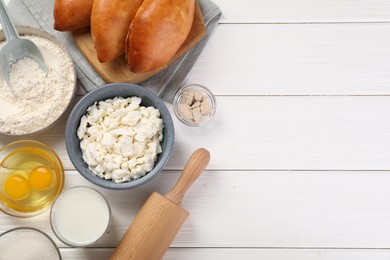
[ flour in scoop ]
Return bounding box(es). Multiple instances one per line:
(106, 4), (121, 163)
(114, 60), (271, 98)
(0, 35), (75, 135)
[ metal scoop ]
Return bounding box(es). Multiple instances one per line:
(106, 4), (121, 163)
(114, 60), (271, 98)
(0, 0), (47, 94)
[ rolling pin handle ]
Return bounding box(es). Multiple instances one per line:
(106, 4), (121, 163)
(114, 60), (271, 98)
(165, 148), (210, 205)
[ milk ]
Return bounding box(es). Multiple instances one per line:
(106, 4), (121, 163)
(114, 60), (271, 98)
(50, 186), (110, 246)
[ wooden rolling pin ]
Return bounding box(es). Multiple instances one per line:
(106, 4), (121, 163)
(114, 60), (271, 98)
(110, 148), (210, 260)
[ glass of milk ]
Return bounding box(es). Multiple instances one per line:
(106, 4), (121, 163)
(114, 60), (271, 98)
(50, 186), (111, 247)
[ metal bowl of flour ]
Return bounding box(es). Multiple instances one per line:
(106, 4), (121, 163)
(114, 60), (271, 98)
(0, 26), (76, 136)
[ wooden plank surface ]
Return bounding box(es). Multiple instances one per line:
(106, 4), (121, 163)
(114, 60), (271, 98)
(2, 96), (389, 171)
(213, 0), (390, 23)
(70, 24), (390, 96)
(3, 170), (390, 249)
(60, 248), (390, 260)
(2, 0), (390, 259)
(186, 23), (390, 95)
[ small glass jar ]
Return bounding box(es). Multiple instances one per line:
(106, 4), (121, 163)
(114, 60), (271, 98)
(173, 84), (216, 127)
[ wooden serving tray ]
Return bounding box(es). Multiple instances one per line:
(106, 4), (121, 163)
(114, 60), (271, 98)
(72, 1), (206, 84)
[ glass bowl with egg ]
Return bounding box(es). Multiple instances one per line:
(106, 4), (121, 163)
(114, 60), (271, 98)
(65, 83), (175, 190)
(0, 26), (76, 136)
(0, 140), (65, 217)
(173, 84), (216, 127)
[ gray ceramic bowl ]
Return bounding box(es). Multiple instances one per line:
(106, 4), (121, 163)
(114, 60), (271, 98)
(65, 83), (174, 190)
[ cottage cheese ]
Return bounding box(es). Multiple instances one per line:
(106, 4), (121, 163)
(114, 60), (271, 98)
(77, 97), (163, 183)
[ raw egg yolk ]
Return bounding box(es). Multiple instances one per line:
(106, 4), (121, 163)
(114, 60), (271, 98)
(29, 166), (53, 191)
(4, 174), (30, 201)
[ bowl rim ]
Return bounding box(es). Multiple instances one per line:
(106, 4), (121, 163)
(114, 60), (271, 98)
(0, 25), (77, 136)
(0, 227), (62, 259)
(65, 83), (175, 190)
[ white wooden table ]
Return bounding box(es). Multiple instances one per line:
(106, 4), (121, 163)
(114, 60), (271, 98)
(1, 0), (390, 259)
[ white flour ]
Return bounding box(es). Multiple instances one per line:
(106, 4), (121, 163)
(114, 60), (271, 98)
(0, 35), (75, 135)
